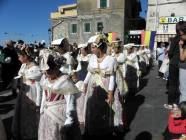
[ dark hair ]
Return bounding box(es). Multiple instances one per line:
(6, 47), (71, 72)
(58, 38), (69, 53)
(17, 40), (24, 45)
(83, 45), (89, 53)
(47, 55), (66, 70)
(97, 39), (107, 53)
(179, 101), (186, 119)
(17, 47), (34, 61)
(176, 21), (186, 34)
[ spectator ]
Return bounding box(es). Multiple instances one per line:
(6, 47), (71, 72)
(168, 21), (186, 105)
(179, 28), (186, 103)
(156, 42), (165, 79)
(1, 40), (21, 90)
(167, 102), (186, 140)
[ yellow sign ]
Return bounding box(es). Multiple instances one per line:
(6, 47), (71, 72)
(159, 16), (186, 24)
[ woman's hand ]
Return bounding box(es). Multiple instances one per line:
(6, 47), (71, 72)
(179, 40), (184, 49)
(171, 109), (181, 118)
(107, 91), (114, 105)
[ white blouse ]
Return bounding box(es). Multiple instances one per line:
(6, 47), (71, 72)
(40, 75), (79, 125)
(126, 52), (139, 70)
(60, 52), (75, 75)
(84, 55), (116, 91)
(113, 53), (126, 77)
(18, 63), (42, 106)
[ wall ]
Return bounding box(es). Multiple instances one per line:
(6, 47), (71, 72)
(146, 0), (186, 32)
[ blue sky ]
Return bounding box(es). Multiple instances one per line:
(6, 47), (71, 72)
(0, 0), (147, 45)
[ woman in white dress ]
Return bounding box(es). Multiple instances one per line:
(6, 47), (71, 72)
(124, 44), (139, 95)
(38, 54), (81, 140)
(0, 117), (7, 140)
(84, 37), (117, 137)
(53, 38), (75, 75)
(112, 41), (127, 131)
(76, 44), (91, 81)
(12, 47), (42, 140)
(137, 45), (147, 75)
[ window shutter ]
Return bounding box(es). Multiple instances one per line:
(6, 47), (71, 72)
(100, 0), (107, 8)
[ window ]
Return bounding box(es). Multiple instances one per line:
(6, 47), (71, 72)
(97, 22), (103, 32)
(100, 0), (107, 8)
(97, 0), (109, 8)
(71, 24), (77, 34)
(84, 23), (91, 33)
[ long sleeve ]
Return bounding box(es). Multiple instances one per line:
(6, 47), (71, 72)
(84, 72), (91, 84)
(108, 75), (115, 91)
(64, 94), (76, 125)
(168, 113), (186, 134)
(122, 63), (126, 78)
(40, 90), (46, 114)
(35, 81), (42, 106)
(108, 59), (116, 91)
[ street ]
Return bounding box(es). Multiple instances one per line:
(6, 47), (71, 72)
(0, 66), (169, 140)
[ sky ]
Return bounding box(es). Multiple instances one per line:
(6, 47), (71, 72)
(0, 0), (147, 46)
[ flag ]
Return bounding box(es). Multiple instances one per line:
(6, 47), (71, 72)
(108, 32), (117, 43)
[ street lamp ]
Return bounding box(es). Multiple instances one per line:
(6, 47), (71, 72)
(48, 28), (52, 45)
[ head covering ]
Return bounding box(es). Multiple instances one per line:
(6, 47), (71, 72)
(78, 43), (88, 49)
(39, 49), (66, 71)
(39, 49), (57, 71)
(123, 43), (135, 49)
(17, 40), (24, 45)
(88, 34), (108, 48)
(112, 40), (122, 48)
(88, 35), (100, 44)
(51, 38), (64, 45)
(133, 44), (140, 48)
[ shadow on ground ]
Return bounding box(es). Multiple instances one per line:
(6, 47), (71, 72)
(133, 131), (152, 140)
(123, 94), (145, 139)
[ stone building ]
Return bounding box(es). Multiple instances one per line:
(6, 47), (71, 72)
(146, 0), (186, 44)
(50, 0), (143, 44)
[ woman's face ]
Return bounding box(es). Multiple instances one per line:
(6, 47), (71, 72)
(45, 69), (57, 80)
(181, 34), (186, 41)
(91, 44), (98, 55)
(114, 47), (119, 54)
(80, 48), (87, 56)
(18, 54), (28, 63)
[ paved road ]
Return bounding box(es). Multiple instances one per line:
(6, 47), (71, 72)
(124, 66), (169, 140)
(0, 66), (169, 140)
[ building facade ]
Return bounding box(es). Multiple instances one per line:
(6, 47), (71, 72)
(50, 0), (143, 44)
(146, 0), (186, 44)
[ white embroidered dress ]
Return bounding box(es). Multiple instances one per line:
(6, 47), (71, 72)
(84, 55), (118, 135)
(38, 74), (81, 140)
(12, 63), (42, 139)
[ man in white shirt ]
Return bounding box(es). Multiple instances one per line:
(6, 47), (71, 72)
(156, 42), (165, 78)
